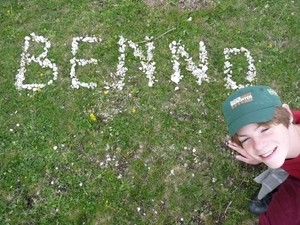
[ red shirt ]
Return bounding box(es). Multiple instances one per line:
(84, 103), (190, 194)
(259, 110), (300, 224)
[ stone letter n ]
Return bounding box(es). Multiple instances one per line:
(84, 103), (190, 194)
(107, 36), (157, 91)
(169, 40), (209, 86)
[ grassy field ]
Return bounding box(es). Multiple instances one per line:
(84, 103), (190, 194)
(1, 0), (300, 224)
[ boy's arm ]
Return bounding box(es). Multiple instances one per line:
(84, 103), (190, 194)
(228, 140), (261, 165)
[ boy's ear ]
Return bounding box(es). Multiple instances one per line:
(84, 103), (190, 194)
(282, 104), (293, 123)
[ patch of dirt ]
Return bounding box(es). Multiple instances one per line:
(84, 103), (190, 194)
(143, 0), (213, 11)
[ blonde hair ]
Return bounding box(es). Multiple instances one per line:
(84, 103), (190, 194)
(231, 106), (292, 147)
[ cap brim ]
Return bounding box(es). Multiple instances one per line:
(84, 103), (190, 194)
(228, 106), (276, 136)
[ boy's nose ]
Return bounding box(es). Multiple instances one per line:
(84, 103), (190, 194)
(253, 137), (267, 150)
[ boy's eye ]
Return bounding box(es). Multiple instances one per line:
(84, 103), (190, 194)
(261, 128), (269, 132)
(241, 138), (249, 143)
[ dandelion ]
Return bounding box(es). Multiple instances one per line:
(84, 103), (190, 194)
(40, 72), (44, 77)
(7, 10), (11, 14)
(36, 87), (41, 92)
(90, 113), (96, 121)
(131, 107), (136, 113)
(104, 90), (109, 95)
(269, 43), (273, 48)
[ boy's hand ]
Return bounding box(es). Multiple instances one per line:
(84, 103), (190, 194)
(227, 140), (261, 165)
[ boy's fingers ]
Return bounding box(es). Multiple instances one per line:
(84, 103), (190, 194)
(235, 155), (249, 163)
(228, 143), (246, 155)
(236, 154), (261, 165)
(227, 142), (261, 165)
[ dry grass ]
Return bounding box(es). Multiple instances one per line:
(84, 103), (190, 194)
(143, 0), (213, 11)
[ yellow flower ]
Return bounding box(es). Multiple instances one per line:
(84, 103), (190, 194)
(7, 10), (10, 14)
(90, 113), (96, 121)
(132, 107), (136, 113)
(40, 72), (44, 77)
(36, 87), (41, 92)
(269, 43), (273, 48)
(104, 90), (109, 95)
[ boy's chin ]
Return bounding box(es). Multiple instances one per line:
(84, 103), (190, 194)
(264, 160), (285, 169)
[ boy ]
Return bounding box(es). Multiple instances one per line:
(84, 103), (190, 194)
(222, 85), (300, 224)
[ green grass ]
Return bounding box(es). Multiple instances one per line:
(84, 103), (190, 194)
(1, 0), (299, 224)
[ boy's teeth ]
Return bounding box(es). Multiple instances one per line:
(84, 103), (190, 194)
(262, 149), (274, 157)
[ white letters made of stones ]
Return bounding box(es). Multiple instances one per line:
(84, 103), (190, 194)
(15, 33), (256, 91)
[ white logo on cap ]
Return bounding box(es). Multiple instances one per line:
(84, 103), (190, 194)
(230, 93), (253, 109)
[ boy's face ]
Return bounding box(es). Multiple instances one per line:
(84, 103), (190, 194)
(237, 122), (291, 168)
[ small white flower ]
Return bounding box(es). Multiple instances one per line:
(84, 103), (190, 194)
(79, 182), (83, 187)
(53, 146), (58, 151)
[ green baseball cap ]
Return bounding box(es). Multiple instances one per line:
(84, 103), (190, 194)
(222, 85), (282, 136)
